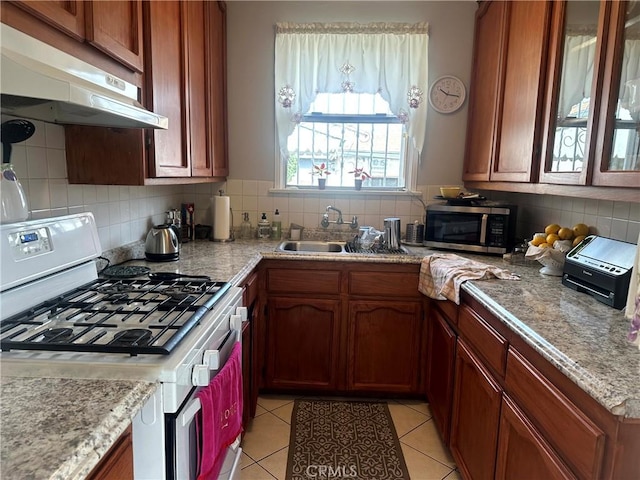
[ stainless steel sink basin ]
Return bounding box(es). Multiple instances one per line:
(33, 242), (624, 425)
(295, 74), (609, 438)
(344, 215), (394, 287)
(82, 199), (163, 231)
(277, 241), (346, 253)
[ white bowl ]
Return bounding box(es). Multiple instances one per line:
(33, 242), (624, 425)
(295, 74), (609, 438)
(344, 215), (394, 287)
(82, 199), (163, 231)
(525, 244), (566, 276)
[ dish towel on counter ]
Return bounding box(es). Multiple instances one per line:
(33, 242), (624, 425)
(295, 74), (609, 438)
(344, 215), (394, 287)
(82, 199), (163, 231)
(196, 341), (243, 480)
(418, 253), (520, 304)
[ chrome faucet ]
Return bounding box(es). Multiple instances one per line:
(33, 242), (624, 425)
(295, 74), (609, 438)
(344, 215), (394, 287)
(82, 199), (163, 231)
(321, 205), (358, 229)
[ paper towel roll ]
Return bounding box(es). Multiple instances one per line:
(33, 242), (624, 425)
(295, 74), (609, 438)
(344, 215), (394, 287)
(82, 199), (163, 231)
(212, 195), (230, 240)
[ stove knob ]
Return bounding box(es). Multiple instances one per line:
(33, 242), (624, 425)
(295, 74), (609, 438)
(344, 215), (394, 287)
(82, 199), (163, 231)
(203, 350), (220, 370)
(230, 314), (242, 331)
(192, 365), (210, 386)
(236, 307), (248, 321)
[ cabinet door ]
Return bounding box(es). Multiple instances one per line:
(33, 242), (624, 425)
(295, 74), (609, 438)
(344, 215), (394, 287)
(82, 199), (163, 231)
(87, 425), (133, 480)
(265, 297), (341, 391)
(207, 1), (229, 178)
(11, 0), (85, 41)
(539, 1), (607, 186)
(463, 0), (506, 181)
(85, 0), (143, 73)
(492, 0), (552, 182)
(145, 0), (190, 178)
(496, 395), (575, 480)
(592, 0), (640, 187)
(450, 339), (502, 480)
(425, 305), (457, 444)
(347, 300), (423, 393)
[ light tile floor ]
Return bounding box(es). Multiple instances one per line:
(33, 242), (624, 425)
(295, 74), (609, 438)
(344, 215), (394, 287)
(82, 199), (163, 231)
(240, 395), (461, 480)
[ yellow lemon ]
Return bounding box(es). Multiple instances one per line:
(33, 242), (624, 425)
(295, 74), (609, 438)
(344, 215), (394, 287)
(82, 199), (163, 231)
(539, 243), (551, 249)
(557, 227), (574, 240)
(544, 224), (561, 235)
(531, 236), (546, 247)
(572, 223), (589, 237)
(546, 233), (560, 245)
(572, 235), (586, 247)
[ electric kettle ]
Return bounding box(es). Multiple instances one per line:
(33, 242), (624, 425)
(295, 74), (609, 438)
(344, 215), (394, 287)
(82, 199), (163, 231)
(145, 224), (180, 262)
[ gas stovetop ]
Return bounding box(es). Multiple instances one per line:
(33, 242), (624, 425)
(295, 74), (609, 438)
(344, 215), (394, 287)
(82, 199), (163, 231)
(0, 278), (230, 355)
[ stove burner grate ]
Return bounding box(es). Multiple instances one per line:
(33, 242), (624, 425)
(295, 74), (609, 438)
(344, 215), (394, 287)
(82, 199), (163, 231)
(0, 280), (232, 355)
(41, 328), (74, 344)
(110, 329), (152, 347)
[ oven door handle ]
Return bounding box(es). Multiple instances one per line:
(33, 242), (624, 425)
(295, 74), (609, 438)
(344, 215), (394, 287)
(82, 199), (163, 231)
(181, 398), (202, 427)
(480, 214), (488, 245)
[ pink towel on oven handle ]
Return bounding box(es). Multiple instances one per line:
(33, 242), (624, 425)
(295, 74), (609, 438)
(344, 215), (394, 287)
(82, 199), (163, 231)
(196, 341), (243, 480)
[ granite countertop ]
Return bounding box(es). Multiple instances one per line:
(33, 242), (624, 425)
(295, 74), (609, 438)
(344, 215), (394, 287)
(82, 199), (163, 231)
(111, 238), (640, 418)
(0, 377), (156, 480)
(4, 237), (637, 480)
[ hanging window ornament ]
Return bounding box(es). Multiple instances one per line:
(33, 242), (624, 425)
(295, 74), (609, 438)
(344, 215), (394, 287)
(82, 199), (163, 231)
(278, 85), (296, 108)
(340, 62), (356, 92)
(397, 109), (409, 124)
(407, 86), (423, 109)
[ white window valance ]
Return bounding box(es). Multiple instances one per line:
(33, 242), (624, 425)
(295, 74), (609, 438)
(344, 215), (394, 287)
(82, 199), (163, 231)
(274, 21), (429, 157)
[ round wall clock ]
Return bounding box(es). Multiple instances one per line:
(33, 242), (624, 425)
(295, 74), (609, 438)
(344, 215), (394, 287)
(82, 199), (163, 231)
(428, 75), (466, 113)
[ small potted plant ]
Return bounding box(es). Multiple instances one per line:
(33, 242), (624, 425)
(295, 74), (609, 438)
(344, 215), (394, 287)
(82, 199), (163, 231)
(312, 162), (331, 189)
(348, 167), (370, 190)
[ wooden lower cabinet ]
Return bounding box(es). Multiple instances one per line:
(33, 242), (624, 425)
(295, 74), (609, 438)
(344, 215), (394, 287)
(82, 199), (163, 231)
(450, 339), (502, 480)
(496, 395), (575, 480)
(425, 303), (457, 444)
(87, 425), (133, 480)
(261, 261), (424, 395)
(347, 300), (422, 393)
(265, 296), (341, 391)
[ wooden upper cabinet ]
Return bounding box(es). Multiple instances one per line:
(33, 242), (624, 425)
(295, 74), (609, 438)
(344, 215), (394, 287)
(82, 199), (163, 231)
(145, 0), (189, 178)
(463, 1), (507, 182)
(207, 1), (229, 178)
(10, 0), (86, 41)
(492, 0), (552, 182)
(66, 0), (229, 185)
(592, 0), (640, 187)
(541, 0), (639, 188)
(464, 1), (552, 183)
(85, 0), (143, 73)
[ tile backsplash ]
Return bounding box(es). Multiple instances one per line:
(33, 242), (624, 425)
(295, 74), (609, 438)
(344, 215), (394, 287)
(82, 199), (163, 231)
(5, 117), (638, 251)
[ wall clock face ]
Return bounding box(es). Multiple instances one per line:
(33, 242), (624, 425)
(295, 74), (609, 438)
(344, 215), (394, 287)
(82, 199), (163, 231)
(428, 75), (466, 113)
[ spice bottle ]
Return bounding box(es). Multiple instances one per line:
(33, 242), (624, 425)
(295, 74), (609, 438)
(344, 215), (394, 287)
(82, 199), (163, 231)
(270, 209), (282, 240)
(257, 213), (271, 239)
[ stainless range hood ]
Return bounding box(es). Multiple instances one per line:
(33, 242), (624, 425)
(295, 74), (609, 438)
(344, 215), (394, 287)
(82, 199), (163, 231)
(0, 24), (168, 129)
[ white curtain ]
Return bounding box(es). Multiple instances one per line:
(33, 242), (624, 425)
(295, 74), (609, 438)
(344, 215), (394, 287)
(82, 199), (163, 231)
(557, 34), (596, 119)
(274, 22), (429, 158)
(620, 39), (640, 122)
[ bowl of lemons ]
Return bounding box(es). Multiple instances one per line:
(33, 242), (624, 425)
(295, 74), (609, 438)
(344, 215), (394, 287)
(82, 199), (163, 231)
(526, 223), (590, 276)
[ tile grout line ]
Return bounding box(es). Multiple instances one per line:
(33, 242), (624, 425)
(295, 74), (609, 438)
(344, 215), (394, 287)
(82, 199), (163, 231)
(400, 441), (457, 471)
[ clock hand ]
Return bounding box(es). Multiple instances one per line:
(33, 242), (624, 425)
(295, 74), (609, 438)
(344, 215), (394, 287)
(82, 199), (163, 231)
(438, 87), (451, 96)
(449, 93), (460, 98)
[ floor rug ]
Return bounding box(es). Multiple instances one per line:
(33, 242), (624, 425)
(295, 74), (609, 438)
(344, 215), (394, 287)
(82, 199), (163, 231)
(286, 399), (410, 480)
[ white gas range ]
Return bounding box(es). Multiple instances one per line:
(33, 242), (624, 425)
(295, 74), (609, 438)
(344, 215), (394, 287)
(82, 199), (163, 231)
(0, 213), (244, 479)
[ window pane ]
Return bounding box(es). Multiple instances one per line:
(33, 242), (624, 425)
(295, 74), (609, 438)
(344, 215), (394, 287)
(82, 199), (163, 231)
(285, 93), (406, 189)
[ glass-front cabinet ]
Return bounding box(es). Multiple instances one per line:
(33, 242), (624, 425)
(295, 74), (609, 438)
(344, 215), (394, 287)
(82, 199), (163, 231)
(541, 0), (640, 188)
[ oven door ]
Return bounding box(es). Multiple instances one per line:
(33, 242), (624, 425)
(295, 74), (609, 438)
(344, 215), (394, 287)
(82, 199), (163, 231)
(166, 327), (243, 480)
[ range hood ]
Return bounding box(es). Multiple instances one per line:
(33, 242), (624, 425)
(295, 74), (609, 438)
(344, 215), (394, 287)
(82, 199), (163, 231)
(0, 24), (168, 129)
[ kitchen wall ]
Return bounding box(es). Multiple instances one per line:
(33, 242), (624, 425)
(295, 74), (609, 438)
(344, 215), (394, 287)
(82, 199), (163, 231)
(2, 115), (182, 251)
(4, 1), (638, 252)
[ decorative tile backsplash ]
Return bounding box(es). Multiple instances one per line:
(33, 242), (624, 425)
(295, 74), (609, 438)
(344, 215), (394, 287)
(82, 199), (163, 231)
(5, 117), (638, 250)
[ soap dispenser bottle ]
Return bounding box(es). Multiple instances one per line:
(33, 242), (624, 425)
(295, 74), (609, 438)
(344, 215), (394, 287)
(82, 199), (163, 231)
(257, 212), (271, 239)
(240, 212), (252, 239)
(270, 209), (282, 240)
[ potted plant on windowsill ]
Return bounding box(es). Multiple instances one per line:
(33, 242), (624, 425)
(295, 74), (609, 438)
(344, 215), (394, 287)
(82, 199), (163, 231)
(313, 163), (331, 189)
(348, 167), (370, 190)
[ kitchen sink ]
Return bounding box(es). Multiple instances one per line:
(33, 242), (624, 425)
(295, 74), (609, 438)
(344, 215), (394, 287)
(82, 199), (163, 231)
(276, 240), (410, 255)
(277, 240), (346, 253)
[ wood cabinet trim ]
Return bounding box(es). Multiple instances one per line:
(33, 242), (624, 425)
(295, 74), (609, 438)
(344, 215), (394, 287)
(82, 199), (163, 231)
(458, 304), (508, 378)
(505, 348), (605, 479)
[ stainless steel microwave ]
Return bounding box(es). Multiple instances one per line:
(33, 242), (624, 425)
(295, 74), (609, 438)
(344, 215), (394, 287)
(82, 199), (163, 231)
(424, 203), (518, 254)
